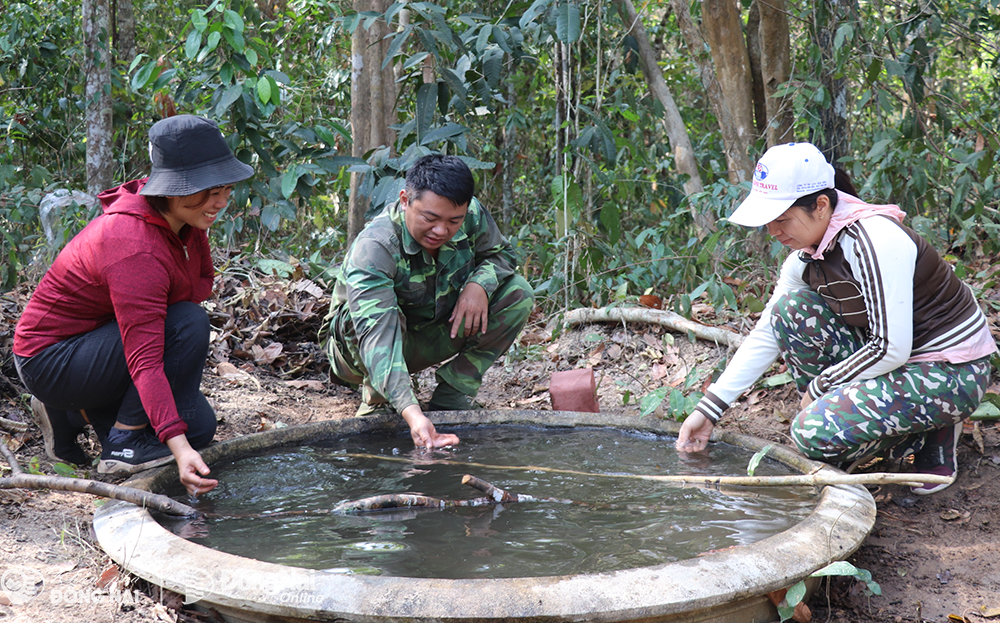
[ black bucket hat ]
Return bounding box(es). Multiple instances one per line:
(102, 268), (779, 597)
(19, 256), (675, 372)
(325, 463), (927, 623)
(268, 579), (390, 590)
(139, 115), (254, 197)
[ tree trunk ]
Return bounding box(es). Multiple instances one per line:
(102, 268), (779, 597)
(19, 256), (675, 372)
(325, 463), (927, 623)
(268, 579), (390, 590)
(112, 0), (136, 63)
(348, 0), (398, 244)
(669, 0), (753, 183)
(756, 0), (793, 146)
(83, 0), (114, 196)
(746, 3), (767, 137)
(617, 0), (710, 232)
(702, 0), (754, 147)
(811, 0), (851, 162)
(501, 69), (516, 225)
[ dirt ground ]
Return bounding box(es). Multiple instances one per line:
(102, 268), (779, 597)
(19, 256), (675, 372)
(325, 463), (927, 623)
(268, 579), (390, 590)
(2, 290), (1000, 623)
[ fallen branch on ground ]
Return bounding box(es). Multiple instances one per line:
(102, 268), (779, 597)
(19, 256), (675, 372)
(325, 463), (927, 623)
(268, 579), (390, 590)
(0, 443), (197, 517)
(563, 306), (744, 348)
(0, 417), (29, 433)
(339, 452), (953, 488)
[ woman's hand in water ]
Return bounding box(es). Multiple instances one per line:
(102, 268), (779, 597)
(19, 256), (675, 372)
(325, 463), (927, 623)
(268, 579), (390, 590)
(167, 435), (219, 496)
(675, 410), (714, 453)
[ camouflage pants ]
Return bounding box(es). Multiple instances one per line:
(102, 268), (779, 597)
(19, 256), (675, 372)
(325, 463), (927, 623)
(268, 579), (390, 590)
(773, 289), (991, 463)
(328, 274), (533, 404)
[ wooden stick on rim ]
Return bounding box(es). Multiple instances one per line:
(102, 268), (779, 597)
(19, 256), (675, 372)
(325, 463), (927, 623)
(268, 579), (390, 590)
(0, 442), (197, 517)
(338, 452), (953, 488)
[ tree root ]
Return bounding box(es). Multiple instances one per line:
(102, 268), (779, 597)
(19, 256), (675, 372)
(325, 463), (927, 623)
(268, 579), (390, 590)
(562, 306), (744, 348)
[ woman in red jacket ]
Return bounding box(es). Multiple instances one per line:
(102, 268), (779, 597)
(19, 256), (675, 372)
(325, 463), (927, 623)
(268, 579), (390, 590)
(13, 115), (252, 496)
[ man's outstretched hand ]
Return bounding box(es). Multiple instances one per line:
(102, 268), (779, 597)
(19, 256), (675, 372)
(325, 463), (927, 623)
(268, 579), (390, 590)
(401, 404), (460, 448)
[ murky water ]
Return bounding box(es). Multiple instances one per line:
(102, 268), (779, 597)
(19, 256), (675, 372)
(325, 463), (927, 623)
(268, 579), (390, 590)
(160, 425), (818, 578)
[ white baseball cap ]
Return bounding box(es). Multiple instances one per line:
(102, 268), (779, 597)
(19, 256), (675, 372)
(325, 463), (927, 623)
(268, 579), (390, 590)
(727, 142), (835, 227)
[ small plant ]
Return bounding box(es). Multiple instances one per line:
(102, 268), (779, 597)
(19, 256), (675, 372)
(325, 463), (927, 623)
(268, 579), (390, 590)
(776, 561), (881, 622)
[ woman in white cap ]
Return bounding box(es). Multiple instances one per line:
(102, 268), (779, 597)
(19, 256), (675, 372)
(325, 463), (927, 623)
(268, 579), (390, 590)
(676, 142), (996, 494)
(14, 115), (253, 496)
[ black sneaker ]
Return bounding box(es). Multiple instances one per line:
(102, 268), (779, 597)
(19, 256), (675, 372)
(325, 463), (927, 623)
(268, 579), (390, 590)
(910, 422), (962, 496)
(97, 428), (174, 474)
(30, 397), (90, 466)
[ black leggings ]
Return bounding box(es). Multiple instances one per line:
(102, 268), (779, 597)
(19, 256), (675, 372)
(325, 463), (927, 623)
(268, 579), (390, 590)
(14, 302), (216, 449)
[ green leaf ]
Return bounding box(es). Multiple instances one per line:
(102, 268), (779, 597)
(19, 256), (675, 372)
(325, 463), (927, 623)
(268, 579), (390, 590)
(130, 61), (160, 90)
(206, 30), (222, 53)
(224, 9), (245, 33)
(556, 1), (581, 43)
(584, 333), (603, 342)
(218, 83), (243, 111)
(440, 68), (469, 100)
(639, 387), (669, 417)
(864, 58), (882, 86)
(743, 295), (765, 314)
(785, 580), (807, 608)
(747, 444), (772, 476)
(257, 78), (272, 103)
(475, 24), (491, 53)
(191, 8), (208, 32)
(455, 156), (495, 170)
(403, 52), (429, 70)
(519, 0), (552, 29)
(245, 48), (258, 66)
(257, 258), (295, 277)
(415, 82), (437, 143)
(281, 165), (300, 199)
(420, 122), (466, 146)
(315, 156), (370, 172)
(52, 462), (77, 478)
(593, 118), (616, 165)
(483, 45), (503, 88)
(833, 24), (854, 49)
(384, 2), (406, 25)
(812, 561), (857, 577)
(342, 13), (362, 34)
(972, 401), (1000, 420)
(382, 26), (413, 70)
(600, 203), (620, 245)
(761, 371), (793, 387)
(184, 29), (202, 60)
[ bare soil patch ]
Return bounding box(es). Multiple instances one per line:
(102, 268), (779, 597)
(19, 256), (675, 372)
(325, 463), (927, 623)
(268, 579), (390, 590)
(2, 284), (1000, 623)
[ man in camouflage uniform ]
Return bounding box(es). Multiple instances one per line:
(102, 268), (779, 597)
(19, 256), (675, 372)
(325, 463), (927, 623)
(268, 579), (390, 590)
(323, 155), (533, 448)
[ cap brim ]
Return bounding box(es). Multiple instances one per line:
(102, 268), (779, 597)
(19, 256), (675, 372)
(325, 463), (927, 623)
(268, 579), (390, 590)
(139, 157), (254, 197)
(727, 193), (795, 227)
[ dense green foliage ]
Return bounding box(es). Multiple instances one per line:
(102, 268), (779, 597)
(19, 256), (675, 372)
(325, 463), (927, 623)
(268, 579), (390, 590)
(2, 0), (998, 309)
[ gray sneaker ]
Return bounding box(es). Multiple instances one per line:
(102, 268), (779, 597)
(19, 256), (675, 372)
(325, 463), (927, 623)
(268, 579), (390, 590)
(30, 397), (90, 466)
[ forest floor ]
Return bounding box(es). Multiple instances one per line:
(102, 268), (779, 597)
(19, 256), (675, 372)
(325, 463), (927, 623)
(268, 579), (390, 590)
(1, 266), (999, 623)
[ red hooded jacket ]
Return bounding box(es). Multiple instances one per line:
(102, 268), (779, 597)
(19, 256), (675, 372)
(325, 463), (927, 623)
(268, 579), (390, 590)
(14, 179), (214, 442)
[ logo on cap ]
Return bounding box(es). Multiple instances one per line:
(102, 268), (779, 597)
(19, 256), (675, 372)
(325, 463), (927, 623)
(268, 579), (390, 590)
(754, 163), (769, 182)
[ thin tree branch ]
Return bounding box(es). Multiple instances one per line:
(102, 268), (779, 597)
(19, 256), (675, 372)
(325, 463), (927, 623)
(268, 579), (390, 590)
(0, 443), (197, 516)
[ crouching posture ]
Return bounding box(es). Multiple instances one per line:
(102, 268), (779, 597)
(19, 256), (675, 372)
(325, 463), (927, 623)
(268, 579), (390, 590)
(323, 155), (533, 448)
(14, 115), (253, 495)
(677, 142), (996, 495)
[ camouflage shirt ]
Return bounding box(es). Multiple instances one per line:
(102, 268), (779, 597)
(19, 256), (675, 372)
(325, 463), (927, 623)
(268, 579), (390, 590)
(327, 197), (518, 411)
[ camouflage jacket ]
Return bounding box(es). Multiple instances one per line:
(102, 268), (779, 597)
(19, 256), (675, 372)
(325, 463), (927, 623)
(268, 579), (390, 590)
(327, 197), (518, 411)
